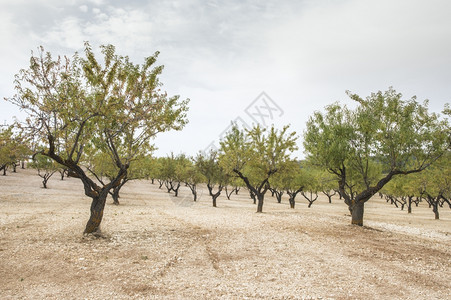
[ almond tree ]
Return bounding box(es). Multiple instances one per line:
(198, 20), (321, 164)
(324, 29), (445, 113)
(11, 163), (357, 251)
(318, 170), (337, 203)
(29, 153), (58, 188)
(6, 43), (189, 234)
(304, 88), (449, 226)
(196, 151), (227, 207)
(0, 126), (31, 175)
(219, 124), (298, 213)
(0, 126), (15, 175)
(270, 160), (303, 207)
(181, 157), (205, 202)
(416, 153), (450, 219)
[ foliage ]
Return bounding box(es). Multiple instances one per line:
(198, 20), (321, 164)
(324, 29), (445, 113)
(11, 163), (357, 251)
(5, 43), (189, 233)
(196, 151), (227, 207)
(29, 153), (58, 188)
(415, 153), (451, 219)
(219, 124), (298, 212)
(304, 87), (449, 225)
(0, 126), (31, 174)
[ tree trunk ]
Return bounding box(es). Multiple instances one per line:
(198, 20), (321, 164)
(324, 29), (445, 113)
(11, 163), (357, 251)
(213, 195), (218, 207)
(351, 201), (364, 226)
(407, 196), (413, 213)
(188, 184), (197, 201)
(275, 190), (283, 203)
(256, 194), (264, 213)
(112, 186), (120, 205)
(225, 186), (233, 200)
(249, 190), (256, 204)
(84, 190), (108, 234)
(308, 201), (313, 208)
(432, 202), (439, 220)
(289, 196), (295, 209)
(173, 182), (180, 197)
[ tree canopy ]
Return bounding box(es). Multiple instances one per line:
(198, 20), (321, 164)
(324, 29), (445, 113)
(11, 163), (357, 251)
(220, 124), (298, 212)
(6, 43), (189, 233)
(304, 88), (449, 225)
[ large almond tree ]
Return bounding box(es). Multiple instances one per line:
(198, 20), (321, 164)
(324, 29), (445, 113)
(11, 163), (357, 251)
(304, 88), (449, 226)
(6, 43), (189, 234)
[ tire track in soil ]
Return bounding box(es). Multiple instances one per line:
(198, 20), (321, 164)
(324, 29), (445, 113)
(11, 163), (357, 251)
(147, 208), (223, 280)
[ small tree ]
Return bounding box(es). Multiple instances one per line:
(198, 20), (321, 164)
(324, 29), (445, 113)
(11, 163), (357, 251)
(300, 168), (321, 208)
(382, 176), (416, 212)
(29, 153), (58, 188)
(318, 170), (337, 203)
(0, 126), (15, 175)
(304, 88), (449, 225)
(271, 160), (303, 207)
(224, 177), (242, 200)
(416, 154), (450, 219)
(159, 153), (189, 197)
(182, 157), (205, 202)
(196, 151), (227, 207)
(0, 126), (31, 175)
(220, 124), (298, 213)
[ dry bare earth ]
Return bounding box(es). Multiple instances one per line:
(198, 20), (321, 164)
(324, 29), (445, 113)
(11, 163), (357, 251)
(1, 169), (450, 300)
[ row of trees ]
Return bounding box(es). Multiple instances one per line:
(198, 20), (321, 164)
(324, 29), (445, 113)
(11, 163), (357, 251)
(382, 153), (450, 219)
(0, 126), (30, 175)
(2, 43), (449, 234)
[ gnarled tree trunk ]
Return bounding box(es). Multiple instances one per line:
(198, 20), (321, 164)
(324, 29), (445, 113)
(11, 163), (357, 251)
(84, 189), (109, 234)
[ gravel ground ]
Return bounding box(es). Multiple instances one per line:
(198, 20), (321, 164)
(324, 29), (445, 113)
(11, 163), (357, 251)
(1, 169), (450, 299)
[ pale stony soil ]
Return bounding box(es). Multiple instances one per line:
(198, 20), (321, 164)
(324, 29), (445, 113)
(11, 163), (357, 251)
(0, 168), (450, 300)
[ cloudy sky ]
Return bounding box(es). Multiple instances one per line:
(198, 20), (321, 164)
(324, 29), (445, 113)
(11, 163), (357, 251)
(1, 0), (450, 157)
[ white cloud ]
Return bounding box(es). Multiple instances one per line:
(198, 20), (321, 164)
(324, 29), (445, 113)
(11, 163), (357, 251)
(79, 5), (88, 12)
(86, 0), (104, 5)
(0, 0), (449, 155)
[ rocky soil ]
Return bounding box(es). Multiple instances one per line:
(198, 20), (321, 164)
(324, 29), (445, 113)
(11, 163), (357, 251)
(1, 169), (450, 299)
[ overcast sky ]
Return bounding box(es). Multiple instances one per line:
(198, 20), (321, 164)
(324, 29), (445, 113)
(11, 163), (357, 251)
(1, 0), (450, 157)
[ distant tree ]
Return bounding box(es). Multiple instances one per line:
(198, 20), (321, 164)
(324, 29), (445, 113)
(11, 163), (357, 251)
(6, 43), (189, 234)
(196, 151), (227, 207)
(159, 153), (190, 197)
(304, 88), (449, 225)
(29, 153), (58, 188)
(141, 155), (158, 184)
(382, 176), (417, 212)
(224, 177), (242, 200)
(416, 154), (450, 219)
(271, 160), (302, 207)
(318, 170), (337, 203)
(220, 124), (298, 213)
(181, 157), (205, 202)
(0, 126), (31, 175)
(300, 167), (321, 208)
(0, 126), (15, 175)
